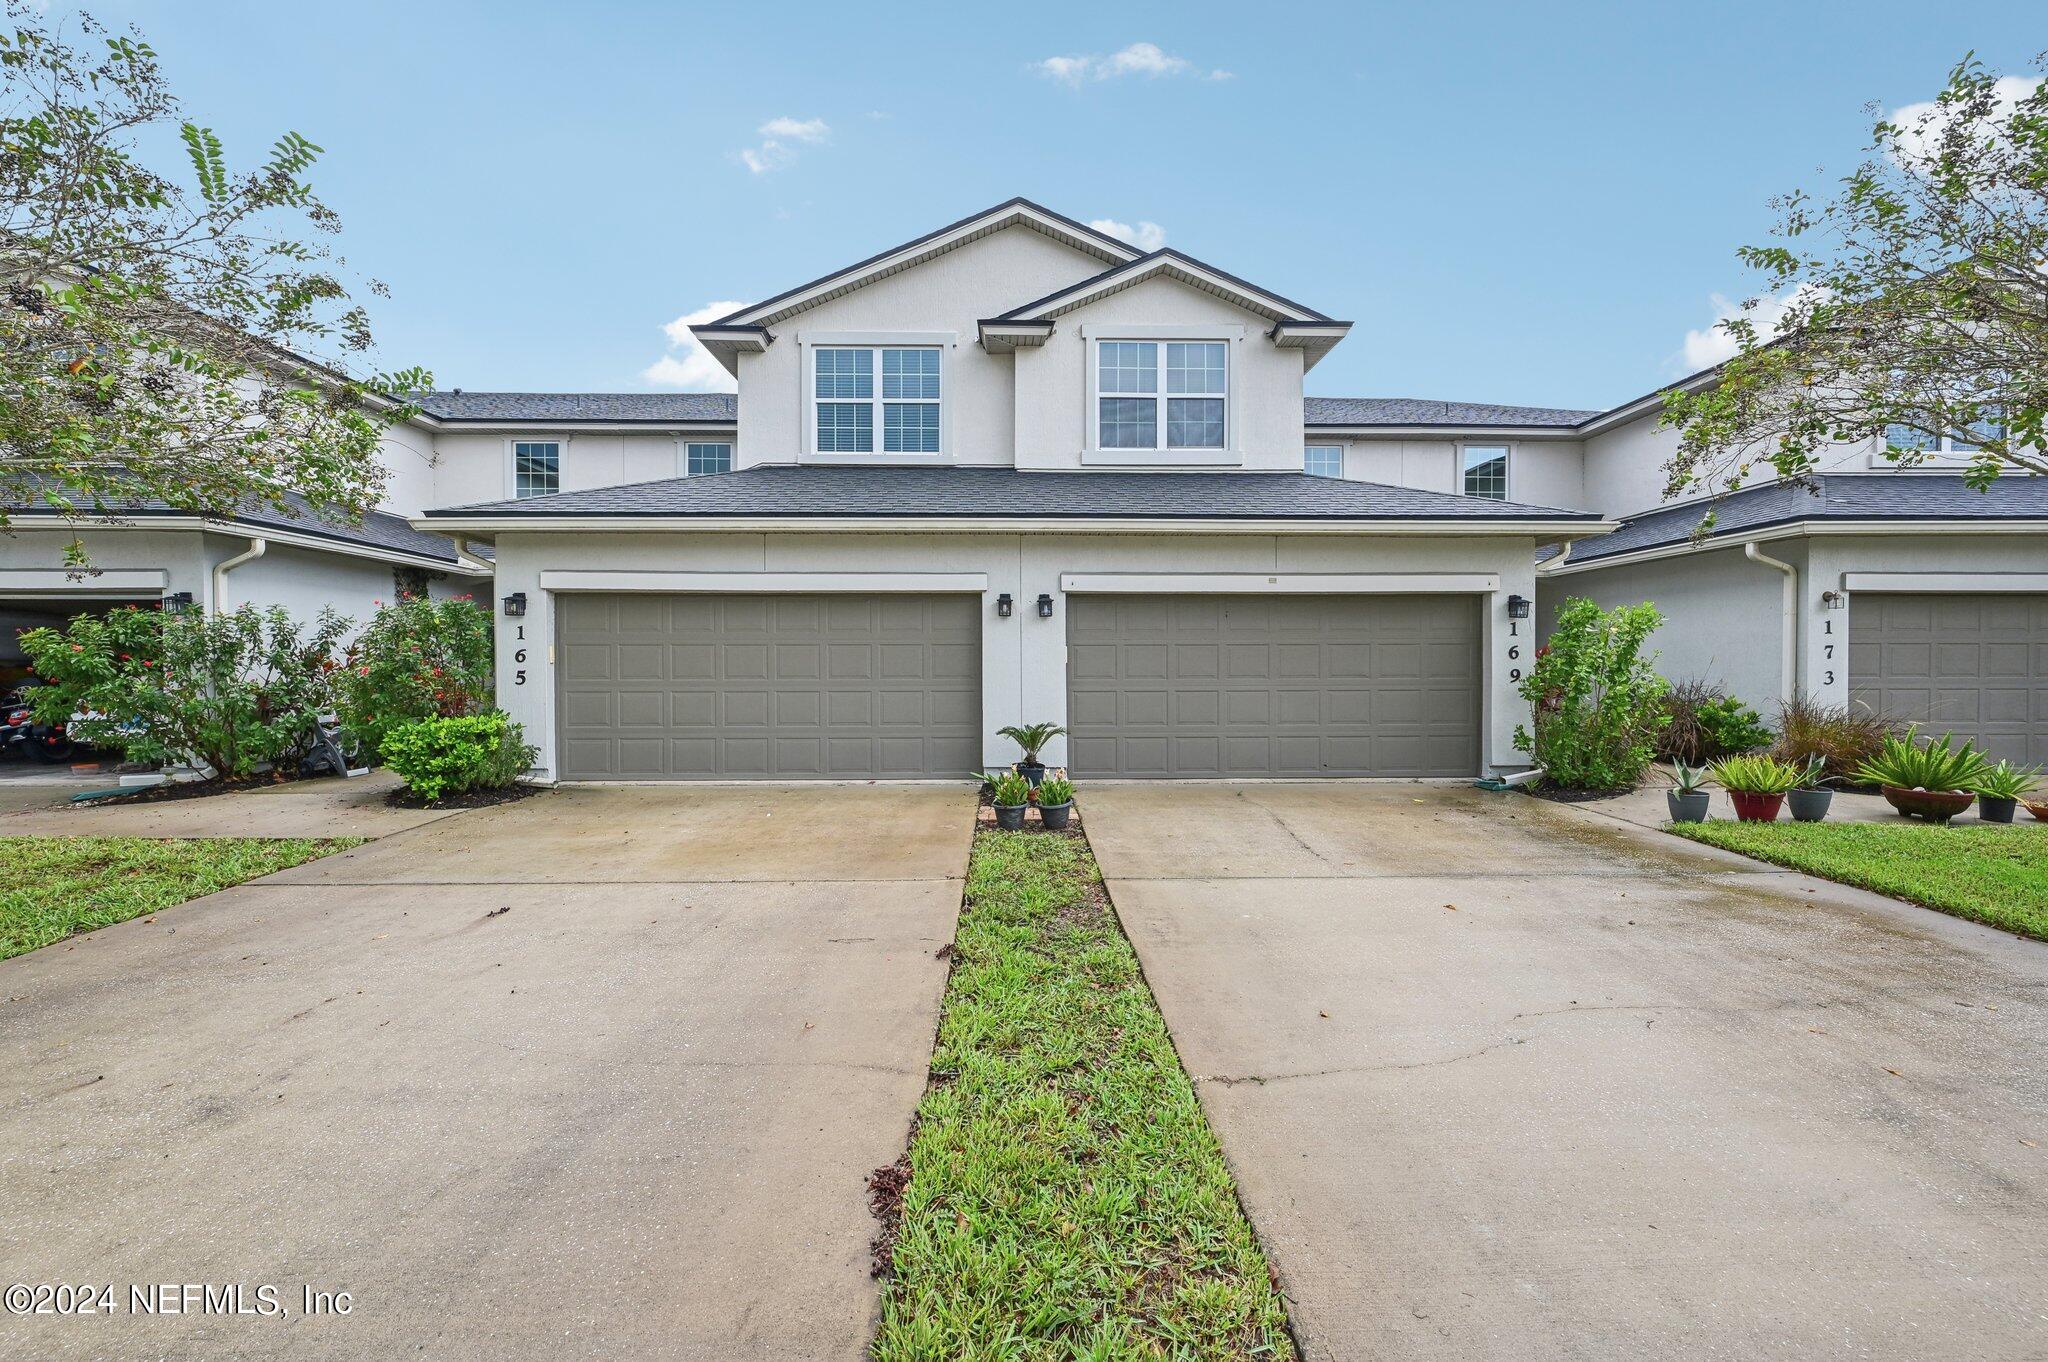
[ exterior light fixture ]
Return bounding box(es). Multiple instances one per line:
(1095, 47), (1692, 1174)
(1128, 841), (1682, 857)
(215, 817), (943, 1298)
(1821, 590), (1848, 610)
(996, 593), (1014, 618)
(162, 591), (194, 610)
(502, 592), (528, 618)
(1505, 593), (1531, 620)
(1036, 593), (1055, 618)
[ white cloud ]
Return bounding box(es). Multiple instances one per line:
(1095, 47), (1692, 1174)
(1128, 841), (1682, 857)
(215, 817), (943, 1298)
(1088, 217), (1168, 252)
(1887, 75), (2042, 167)
(735, 116), (830, 175)
(1679, 283), (1826, 371)
(1035, 42), (1226, 85)
(642, 300), (748, 391)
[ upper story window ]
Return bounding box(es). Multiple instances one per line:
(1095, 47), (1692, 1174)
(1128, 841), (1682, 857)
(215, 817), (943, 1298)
(1461, 444), (1508, 500)
(1097, 340), (1227, 451)
(686, 442), (732, 476)
(1304, 445), (1344, 479)
(513, 441), (560, 499)
(1885, 408), (2004, 455)
(814, 346), (941, 454)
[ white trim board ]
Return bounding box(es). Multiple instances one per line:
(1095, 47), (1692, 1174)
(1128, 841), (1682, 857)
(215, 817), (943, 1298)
(1059, 572), (1502, 594)
(0, 567), (168, 596)
(433, 515), (1611, 539)
(536, 570), (990, 594)
(1841, 572), (2048, 594)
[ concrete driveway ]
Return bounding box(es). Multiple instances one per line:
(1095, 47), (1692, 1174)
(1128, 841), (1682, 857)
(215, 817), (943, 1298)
(1085, 783), (2048, 1362)
(0, 783), (971, 1361)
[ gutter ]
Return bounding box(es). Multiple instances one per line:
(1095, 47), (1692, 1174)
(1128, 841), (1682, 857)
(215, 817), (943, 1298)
(414, 514), (1618, 539)
(1542, 517), (2048, 576)
(1744, 542), (1798, 704)
(211, 537), (267, 612)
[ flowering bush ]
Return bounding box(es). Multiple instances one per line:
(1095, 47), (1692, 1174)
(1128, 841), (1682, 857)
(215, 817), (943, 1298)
(18, 604), (348, 779)
(1514, 598), (1670, 791)
(333, 594), (494, 754)
(379, 711), (534, 802)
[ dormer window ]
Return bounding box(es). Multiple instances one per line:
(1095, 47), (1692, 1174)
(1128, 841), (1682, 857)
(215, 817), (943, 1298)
(813, 345), (942, 454)
(1096, 340), (1227, 451)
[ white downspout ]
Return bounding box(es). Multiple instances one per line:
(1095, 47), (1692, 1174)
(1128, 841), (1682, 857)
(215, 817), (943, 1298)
(211, 537), (267, 612)
(1745, 541), (1797, 704)
(1533, 538), (1574, 575)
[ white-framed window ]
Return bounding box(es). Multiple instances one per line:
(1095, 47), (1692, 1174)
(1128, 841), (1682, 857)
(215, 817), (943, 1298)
(1095, 339), (1226, 451)
(1885, 408), (2004, 455)
(1461, 444), (1508, 500)
(513, 441), (560, 499)
(1304, 445), (1344, 479)
(813, 345), (941, 454)
(686, 442), (732, 476)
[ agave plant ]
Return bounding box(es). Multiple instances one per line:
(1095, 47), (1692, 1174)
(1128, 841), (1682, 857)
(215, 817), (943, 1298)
(1851, 728), (1993, 794)
(1795, 754), (1829, 791)
(997, 722), (1066, 763)
(1971, 759), (2042, 801)
(1708, 754), (1805, 795)
(1670, 760), (1711, 795)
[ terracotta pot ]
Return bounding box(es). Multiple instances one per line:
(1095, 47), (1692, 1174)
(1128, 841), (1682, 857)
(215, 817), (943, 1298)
(2026, 799), (2048, 823)
(1727, 791), (1785, 822)
(1881, 785), (1975, 822)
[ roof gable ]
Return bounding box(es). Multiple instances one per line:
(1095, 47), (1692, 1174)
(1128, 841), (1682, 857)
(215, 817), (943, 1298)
(992, 249), (1336, 325)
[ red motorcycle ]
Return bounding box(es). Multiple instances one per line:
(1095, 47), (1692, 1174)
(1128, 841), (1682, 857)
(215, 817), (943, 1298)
(3, 686), (75, 763)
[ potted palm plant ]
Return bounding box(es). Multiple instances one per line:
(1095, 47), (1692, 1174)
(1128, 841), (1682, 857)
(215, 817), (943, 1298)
(989, 770), (1032, 830)
(1786, 755), (1834, 823)
(997, 722), (1065, 787)
(1970, 760), (2040, 824)
(1851, 728), (1991, 822)
(1709, 754), (1803, 822)
(1035, 773), (1075, 830)
(1667, 761), (1711, 823)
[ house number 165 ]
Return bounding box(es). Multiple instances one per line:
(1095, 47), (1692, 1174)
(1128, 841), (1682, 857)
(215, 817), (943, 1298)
(513, 624), (527, 685)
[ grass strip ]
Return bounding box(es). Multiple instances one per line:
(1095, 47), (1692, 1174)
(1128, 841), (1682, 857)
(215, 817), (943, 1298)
(873, 829), (1295, 1361)
(0, 836), (363, 961)
(1670, 820), (2048, 941)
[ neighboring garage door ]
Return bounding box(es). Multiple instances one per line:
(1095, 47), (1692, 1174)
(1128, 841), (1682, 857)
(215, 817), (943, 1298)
(1066, 594), (1482, 778)
(556, 593), (980, 779)
(1849, 593), (2048, 767)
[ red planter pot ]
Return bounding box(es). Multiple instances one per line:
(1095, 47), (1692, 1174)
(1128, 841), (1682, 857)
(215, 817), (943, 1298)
(2025, 798), (2048, 823)
(1727, 791), (1785, 822)
(1880, 785), (1975, 822)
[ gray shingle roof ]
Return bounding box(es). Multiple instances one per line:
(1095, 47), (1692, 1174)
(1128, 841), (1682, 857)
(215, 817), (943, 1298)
(414, 391), (738, 423)
(1567, 474), (2048, 563)
(427, 464), (1602, 522)
(8, 484), (472, 564)
(1306, 397), (1601, 428)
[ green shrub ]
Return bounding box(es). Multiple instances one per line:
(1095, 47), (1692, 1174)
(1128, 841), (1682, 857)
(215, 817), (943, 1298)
(379, 711), (534, 803)
(1771, 696), (1901, 782)
(1661, 679), (1772, 763)
(19, 603), (347, 779)
(334, 594), (494, 755)
(1852, 728), (1993, 794)
(1516, 598), (1670, 791)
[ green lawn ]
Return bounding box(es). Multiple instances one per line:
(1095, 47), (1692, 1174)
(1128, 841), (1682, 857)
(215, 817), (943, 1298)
(1670, 820), (2048, 940)
(0, 836), (363, 961)
(872, 830), (1295, 1361)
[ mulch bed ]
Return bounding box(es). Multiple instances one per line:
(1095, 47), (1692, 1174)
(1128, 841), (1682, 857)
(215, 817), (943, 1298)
(71, 769), (311, 806)
(382, 782), (546, 811)
(972, 786), (1084, 835)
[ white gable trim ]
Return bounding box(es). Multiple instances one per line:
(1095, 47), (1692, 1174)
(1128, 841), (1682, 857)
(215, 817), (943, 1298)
(997, 252), (1336, 326)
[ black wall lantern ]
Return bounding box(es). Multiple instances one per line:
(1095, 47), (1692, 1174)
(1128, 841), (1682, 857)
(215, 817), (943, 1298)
(502, 592), (528, 618)
(1505, 593), (1531, 620)
(995, 593), (1014, 618)
(162, 591), (194, 610)
(1036, 593), (1055, 618)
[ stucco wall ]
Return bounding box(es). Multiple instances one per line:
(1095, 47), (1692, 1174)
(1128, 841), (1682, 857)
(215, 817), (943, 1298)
(1319, 436), (1585, 507)
(426, 429), (733, 508)
(377, 420), (442, 518)
(485, 530), (1541, 782)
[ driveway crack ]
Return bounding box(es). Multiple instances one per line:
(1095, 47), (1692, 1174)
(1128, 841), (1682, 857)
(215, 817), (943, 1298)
(1204, 1037), (1528, 1086)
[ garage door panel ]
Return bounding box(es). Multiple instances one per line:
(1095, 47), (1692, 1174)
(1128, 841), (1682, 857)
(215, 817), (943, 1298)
(1851, 593), (2048, 767)
(1067, 594), (1480, 779)
(557, 593), (981, 779)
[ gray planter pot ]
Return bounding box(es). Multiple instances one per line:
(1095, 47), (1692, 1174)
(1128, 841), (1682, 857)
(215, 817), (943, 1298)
(1016, 761), (1046, 788)
(1787, 787), (1834, 822)
(1667, 789), (1710, 823)
(993, 803), (1027, 831)
(1037, 800), (1073, 830)
(1979, 794), (2018, 824)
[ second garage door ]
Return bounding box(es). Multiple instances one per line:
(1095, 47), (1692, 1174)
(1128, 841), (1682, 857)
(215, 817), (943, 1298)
(1066, 594), (1482, 778)
(556, 593), (980, 779)
(1850, 593), (2048, 767)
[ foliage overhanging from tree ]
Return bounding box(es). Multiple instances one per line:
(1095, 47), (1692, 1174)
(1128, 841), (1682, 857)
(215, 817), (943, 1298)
(0, 6), (427, 551)
(1661, 55), (2048, 498)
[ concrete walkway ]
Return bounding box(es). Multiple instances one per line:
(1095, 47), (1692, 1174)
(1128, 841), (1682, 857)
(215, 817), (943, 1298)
(0, 783), (972, 1360)
(1085, 782), (2048, 1362)
(0, 768), (458, 838)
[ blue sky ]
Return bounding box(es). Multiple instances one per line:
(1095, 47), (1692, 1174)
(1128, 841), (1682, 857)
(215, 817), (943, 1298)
(82, 0), (2046, 409)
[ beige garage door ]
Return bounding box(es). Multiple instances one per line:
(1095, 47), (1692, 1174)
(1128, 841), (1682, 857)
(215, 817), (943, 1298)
(1849, 593), (2048, 767)
(556, 593), (981, 779)
(1066, 594), (1482, 778)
